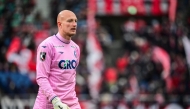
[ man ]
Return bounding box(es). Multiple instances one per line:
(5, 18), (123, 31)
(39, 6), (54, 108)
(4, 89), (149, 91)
(33, 10), (81, 109)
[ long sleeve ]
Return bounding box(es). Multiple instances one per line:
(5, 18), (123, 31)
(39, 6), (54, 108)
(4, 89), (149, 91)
(76, 45), (80, 67)
(36, 42), (56, 102)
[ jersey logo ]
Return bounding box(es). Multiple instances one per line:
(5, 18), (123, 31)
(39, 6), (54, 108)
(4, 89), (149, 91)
(53, 45), (64, 48)
(40, 52), (46, 61)
(58, 60), (77, 69)
(42, 46), (46, 48)
(59, 51), (64, 54)
(71, 45), (75, 48)
(58, 105), (63, 109)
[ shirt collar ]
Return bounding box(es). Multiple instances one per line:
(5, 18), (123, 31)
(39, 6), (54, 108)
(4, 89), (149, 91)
(56, 32), (70, 44)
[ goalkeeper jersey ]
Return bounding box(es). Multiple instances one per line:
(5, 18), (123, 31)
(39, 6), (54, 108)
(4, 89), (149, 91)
(33, 33), (81, 109)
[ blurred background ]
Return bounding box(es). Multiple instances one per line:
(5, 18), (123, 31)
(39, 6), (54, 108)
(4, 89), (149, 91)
(0, 0), (190, 109)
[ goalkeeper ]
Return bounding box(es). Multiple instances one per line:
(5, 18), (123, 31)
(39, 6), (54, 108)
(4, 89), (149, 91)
(33, 10), (81, 109)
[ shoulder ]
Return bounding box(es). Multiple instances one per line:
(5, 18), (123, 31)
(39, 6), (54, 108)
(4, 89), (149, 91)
(70, 40), (80, 50)
(37, 36), (56, 53)
(70, 40), (80, 58)
(38, 36), (55, 48)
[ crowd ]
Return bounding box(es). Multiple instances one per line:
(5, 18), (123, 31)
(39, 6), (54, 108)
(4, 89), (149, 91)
(0, 0), (190, 109)
(97, 17), (189, 108)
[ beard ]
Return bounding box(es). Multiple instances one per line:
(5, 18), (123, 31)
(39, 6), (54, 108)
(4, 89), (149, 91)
(67, 31), (76, 37)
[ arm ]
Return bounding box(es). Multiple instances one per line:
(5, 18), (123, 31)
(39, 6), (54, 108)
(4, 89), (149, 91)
(36, 42), (70, 109)
(36, 42), (56, 101)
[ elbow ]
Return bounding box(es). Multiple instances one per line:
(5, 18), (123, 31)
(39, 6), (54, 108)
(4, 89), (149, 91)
(36, 76), (49, 86)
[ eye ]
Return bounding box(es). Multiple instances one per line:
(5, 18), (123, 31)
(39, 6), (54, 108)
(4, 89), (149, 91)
(67, 19), (73, 22)
(67, 19), (77, 23)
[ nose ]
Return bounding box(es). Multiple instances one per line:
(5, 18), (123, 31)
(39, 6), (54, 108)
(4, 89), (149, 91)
(73, 22), (77, 27)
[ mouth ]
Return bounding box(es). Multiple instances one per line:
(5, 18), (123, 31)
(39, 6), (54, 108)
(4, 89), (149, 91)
(71, 28), (76, 31)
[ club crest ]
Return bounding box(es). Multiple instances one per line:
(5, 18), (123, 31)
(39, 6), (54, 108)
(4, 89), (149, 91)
(74, 50), (77, 58)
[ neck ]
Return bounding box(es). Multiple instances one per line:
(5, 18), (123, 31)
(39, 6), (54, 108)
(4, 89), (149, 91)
(59, 31), (71, 40)
(56, 32), (71, 44)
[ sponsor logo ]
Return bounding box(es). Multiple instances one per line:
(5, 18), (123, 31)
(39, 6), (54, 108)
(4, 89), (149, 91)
(58, 60), (77, 69)
(71, 45), (75, 48)
(53, 45), (64, 47)
(58, 106), (63, 109)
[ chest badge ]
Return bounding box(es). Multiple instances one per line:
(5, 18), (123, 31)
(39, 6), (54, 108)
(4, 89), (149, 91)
(74, 50), (77, 58)
(40, 52), (46, 61)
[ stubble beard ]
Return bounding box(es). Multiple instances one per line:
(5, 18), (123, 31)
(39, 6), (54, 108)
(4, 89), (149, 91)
(68, 31), (76, 37)
(68, 33), (75, 37)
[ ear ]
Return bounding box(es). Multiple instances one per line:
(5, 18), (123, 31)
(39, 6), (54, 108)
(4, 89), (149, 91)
(57, 22), (62, 28)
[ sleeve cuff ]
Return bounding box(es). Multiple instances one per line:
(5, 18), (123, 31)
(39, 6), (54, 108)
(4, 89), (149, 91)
(48, 94), (57, 102)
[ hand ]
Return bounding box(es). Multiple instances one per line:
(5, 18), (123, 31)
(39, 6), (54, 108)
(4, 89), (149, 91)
(51, 97), (70, 109)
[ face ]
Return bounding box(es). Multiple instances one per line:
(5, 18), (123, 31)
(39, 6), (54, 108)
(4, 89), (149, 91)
(59, 13), (77, 37)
